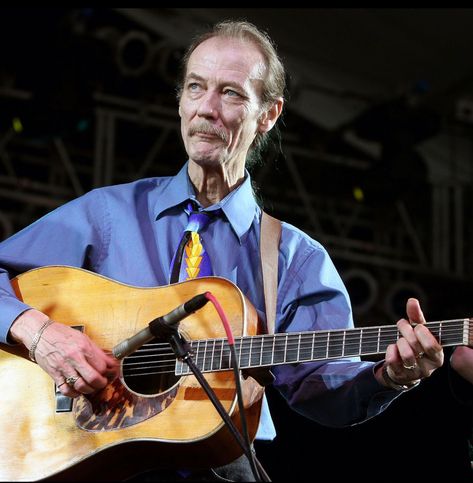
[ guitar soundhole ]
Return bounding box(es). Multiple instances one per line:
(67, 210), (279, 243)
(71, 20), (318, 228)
(122, 337), (180, 395)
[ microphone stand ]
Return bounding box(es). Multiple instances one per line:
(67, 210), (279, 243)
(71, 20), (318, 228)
(151, 322), (266, 482)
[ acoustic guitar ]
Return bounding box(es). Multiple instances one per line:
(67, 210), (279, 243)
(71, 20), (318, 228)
(0, 265), (471, 481)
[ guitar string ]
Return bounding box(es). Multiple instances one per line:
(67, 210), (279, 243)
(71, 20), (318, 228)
(121, 329), (462, 365)
(120, 322), (468, 373)
(120, 320), (467, 358)
(119, 318), (468, 362)
(120, 323), (466, 364)
(118, 321), (470, 377)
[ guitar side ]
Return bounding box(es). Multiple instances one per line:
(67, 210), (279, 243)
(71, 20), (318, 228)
(0, 266), (264, 481)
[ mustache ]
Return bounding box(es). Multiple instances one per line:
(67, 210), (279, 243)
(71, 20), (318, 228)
(188, 122), (228, 143)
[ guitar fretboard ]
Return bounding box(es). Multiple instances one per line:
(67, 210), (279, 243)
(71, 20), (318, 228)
(175, 318), (472, 376)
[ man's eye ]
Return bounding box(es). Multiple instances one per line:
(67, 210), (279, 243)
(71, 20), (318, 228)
(188, 83), (201, 91)
(224, 89), (240, 97)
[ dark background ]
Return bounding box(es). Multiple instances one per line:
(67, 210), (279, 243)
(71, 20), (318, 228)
(1, 8), (472, 481)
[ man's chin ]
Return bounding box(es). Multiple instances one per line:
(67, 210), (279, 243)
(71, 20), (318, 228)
(189, 150), (226, 167)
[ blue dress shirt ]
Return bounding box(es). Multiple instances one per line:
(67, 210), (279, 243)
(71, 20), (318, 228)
(0, 162), (399, 439)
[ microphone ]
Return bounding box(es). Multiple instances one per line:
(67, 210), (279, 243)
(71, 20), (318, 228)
(112, 293), (209, 359)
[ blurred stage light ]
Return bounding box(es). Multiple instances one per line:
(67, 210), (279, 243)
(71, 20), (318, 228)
(12, 117), (23, 133)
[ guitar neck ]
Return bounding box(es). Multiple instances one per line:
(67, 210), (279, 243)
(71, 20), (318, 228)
(175, 318), (473, 376)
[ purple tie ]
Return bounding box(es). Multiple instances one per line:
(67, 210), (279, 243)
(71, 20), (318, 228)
(169, 202), (215, 283)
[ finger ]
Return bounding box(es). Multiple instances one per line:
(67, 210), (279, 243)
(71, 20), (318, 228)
(412, 324), (444, 364)
(406, 298), (426, 325)
(70, 375), (95, 395)
(94, 348), (121, 378)
(68, 344), (116, 390)
(58, 385), (81, 398)
(384, 343), (400, 368)
(70, 359), (109, 390)
(397, 319), (424, 357)
(56, 376), (81, 398)
(396, 337), (418, 370)
(104, 357), (121, 382)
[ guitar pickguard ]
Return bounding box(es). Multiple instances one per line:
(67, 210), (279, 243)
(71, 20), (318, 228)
(74, 377), (179, 431)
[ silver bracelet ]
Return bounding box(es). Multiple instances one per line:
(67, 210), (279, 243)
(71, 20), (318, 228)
(29, 319), (53, 363)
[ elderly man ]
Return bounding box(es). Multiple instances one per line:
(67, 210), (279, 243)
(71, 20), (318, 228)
(0, 20), (444, 481)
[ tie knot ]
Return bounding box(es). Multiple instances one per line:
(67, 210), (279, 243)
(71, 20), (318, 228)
(185, 201), (220, 233)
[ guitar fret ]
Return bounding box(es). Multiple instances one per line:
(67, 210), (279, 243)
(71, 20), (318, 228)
(252, 337), (263, 367)
(328, 331), (343, 358)
(312, 332), (327, 359)
(173, 318), (470, 376)
(238, 337), (243, 368)
(286, 333), (298, 362)
(260, 336), (264, 367)
(203, 339), (209, 372)
(219, 338), (224, 370)
(262, 337), (272, 366)
(273, 335), (286, 364)
(195, 340), (201, 370)
(248, 336), (254, 367)
(242, 338), (251, 368)
(224, 343), (232, 370)
(210, 339), (216, 371)
(344, 329), (360, 356)
(299, 334), (312, 361)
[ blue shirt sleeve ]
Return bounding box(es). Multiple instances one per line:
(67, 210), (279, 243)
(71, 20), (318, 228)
(0, 190), (107, 343)
(272, 223), (402, 427)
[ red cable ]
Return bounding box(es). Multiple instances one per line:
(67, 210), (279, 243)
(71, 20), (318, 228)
(204, 291), (235, 345)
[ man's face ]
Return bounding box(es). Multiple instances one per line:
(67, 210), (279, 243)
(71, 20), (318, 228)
(179, 36), (267, 169)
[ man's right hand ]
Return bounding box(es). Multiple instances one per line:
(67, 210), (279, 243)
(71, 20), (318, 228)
(9, 309), (120, 397)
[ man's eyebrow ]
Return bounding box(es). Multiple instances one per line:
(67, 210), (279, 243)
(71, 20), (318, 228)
(185, 72), (205, 83)
(185, 72), (247, 92)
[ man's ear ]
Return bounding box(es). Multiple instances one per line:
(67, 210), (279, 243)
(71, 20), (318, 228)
(258, 98), (284, 133)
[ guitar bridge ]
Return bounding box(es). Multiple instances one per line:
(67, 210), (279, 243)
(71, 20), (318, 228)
(55, 325), (84, 412)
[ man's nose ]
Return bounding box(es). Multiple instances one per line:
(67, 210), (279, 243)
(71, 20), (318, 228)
(196, 91), (219, 119)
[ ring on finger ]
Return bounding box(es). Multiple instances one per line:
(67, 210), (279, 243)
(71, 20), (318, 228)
(416, 351), (425, 359)
(402, 362), (417, 370)
(65, 375), (80, 387)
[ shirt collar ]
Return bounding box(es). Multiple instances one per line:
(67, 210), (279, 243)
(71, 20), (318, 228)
(154, 161), (259, 243)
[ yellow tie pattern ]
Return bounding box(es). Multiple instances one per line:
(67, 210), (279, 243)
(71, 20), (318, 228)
(169, 201), (216, 284)
(184, 231), (204, 279)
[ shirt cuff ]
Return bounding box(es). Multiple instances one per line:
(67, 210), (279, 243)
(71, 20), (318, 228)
(0, 296), (33, 344)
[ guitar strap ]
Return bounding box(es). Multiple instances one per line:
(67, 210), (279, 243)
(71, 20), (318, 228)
(243, 211), (281, 387)
(260, 211), (281, 335)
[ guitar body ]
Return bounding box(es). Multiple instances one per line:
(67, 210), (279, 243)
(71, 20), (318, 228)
(0, 266), (264, 481)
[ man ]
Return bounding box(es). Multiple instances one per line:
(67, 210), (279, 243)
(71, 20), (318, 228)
(0, 20), (444, 481)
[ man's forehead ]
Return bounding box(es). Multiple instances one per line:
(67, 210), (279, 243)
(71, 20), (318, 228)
(187, 37), (267, 81)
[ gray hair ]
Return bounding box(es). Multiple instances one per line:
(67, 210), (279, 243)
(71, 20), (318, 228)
(177, 20), (286, 167)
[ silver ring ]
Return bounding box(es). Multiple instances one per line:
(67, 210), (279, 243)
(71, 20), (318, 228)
(416, 351), (425, 359)
(402, 362), (417, 370)
(65, 375), (79, 387)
